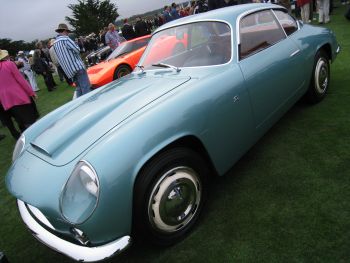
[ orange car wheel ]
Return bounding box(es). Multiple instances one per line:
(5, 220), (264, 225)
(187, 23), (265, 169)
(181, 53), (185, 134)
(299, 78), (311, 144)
(113, 65), (132, 80)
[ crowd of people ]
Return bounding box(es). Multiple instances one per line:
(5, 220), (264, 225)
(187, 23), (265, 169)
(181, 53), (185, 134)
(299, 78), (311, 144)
(0, 0), (342, 142)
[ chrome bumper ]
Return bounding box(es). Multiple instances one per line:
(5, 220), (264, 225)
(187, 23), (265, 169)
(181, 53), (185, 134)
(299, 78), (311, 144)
(17, 200), (131, 262)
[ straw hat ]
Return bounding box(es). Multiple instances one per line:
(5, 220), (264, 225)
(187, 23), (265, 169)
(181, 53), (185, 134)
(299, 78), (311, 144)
(55, 23), (72, 33)
(0, 49), (9, 60)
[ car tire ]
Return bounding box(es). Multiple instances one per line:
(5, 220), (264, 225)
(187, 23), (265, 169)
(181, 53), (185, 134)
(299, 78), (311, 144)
(133, 147), (208, 246)
(306, 50), (330, 104)
(113, 65), (132, 80)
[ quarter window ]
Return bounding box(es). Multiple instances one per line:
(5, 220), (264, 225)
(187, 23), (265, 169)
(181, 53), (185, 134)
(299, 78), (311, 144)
(239, 10), (286, 59)
(274, 10), (298, 36)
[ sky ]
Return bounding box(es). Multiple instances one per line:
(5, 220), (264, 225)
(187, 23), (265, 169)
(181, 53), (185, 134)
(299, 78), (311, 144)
(0, 0), (185, 42)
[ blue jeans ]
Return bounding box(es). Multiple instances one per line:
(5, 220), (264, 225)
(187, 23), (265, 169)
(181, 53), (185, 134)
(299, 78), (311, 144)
(74, 69), (92, 97)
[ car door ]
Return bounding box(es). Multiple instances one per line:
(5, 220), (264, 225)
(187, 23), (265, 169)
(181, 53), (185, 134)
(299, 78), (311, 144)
(238, 9), (304, 135)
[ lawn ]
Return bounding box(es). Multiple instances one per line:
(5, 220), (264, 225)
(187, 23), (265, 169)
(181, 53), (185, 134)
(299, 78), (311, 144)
(1, 4), (350, 262)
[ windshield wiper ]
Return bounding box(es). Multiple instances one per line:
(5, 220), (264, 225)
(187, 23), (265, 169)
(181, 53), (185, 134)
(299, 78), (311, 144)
(151, 63), (181, 72)
(136, 64), (145, 73)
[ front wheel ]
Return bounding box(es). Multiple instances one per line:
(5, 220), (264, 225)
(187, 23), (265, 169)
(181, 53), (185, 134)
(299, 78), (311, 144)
(306, 50), (330, 104)
(113, 65), (132, 80)
(133, 147), (209, 246)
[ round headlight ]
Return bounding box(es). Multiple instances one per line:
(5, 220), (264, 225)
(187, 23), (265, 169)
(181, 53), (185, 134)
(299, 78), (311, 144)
(60, 161), (100, 224)
(12, 134), (25, 162)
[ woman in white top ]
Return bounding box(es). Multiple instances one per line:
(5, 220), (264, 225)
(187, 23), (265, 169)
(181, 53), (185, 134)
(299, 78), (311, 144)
(17, 51), (40, 92)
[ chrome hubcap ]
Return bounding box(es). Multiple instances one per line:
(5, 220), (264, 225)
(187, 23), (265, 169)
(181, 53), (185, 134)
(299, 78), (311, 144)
(148, 167), (201, 233)
(315, 58), (329, 94)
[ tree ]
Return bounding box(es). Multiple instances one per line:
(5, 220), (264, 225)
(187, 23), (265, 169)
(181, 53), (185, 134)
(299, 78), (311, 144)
(0, 38), (36, 56)
(65, 0), (119, 36)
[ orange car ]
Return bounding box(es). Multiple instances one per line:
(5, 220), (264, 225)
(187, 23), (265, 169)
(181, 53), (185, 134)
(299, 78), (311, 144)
(87, 35), (151, 88)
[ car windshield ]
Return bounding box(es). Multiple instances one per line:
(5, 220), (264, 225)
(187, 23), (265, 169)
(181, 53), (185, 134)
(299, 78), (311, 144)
(106, 42), (134, 60)
(139, 21), (231, 70)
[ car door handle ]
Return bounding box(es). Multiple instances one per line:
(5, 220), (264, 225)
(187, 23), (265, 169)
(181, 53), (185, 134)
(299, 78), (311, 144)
(290, 49), (300, 57)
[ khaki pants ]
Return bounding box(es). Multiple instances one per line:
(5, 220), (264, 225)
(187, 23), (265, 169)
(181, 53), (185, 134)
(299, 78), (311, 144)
(318, 0), (330, 23)
(300, 3), (310, 22)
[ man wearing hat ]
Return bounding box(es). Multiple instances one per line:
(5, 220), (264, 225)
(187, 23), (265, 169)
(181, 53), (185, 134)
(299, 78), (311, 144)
(53, 23), (91, 97)
(48, 39), (73, 86)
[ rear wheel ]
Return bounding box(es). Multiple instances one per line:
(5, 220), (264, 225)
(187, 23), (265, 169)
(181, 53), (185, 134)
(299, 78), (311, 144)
(133, 147), (208, 246)
(306, 50), (330, 104)
(113, 65), (132, 80)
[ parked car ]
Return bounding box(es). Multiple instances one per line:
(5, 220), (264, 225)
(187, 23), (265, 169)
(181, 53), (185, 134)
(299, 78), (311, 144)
(85, 46), (112, 67)
(87, 35), (151, 88)
(6, 4), (339, 262)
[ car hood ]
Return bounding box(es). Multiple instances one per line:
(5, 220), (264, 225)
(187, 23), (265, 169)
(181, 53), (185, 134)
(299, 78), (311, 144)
(28, 74), (191, 166)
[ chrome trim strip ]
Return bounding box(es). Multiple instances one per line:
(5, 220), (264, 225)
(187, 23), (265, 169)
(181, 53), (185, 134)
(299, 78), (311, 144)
(18, 200), (131, 262)
(290, 49), (300, 57)
(271, 9), (288, 38)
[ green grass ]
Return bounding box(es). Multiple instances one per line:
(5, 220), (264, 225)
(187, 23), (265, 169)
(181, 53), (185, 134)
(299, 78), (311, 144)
(1, 4), (350, 262)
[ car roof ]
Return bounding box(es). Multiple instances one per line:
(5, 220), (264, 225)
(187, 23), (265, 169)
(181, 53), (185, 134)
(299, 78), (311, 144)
(154, 3), (282, 34)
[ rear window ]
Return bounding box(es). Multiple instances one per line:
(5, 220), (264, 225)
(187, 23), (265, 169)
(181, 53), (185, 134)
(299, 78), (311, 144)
(274, 10), (298, 36)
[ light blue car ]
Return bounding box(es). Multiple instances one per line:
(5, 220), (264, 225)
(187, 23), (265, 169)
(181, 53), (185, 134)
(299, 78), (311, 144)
(6, 4), (340, 262)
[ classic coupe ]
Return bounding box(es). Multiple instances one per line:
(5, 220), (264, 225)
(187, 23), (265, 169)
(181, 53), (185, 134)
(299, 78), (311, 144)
(6, 4), (339, 262)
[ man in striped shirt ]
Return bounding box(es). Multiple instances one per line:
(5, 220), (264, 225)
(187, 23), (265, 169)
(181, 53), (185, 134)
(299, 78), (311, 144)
(53, 23), (91, 97)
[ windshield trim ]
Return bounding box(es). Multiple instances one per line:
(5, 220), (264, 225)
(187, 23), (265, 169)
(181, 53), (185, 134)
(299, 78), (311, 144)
(138, 19), (234, 70)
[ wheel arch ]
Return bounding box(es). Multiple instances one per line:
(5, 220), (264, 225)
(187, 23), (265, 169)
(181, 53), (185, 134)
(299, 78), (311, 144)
(318, 43), (332, 62)
(113, 63), (133, 80)
(134, 135), (218, 187)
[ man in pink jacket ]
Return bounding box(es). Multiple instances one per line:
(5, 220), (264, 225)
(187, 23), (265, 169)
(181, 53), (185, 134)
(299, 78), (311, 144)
(0, 49), (38, 137)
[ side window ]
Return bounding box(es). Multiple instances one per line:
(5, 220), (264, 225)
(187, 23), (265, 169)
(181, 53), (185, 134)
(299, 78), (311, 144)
(239, 10), (286, 60)
(274, 10), (298, 36)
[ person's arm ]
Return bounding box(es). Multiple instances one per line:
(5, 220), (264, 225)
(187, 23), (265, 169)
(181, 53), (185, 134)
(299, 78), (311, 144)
(66, 38), (81, 54)
(9, 61), (35, 98)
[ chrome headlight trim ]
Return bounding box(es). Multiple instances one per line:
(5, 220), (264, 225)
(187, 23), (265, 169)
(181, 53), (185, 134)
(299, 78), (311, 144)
(12, 134), (25, 162)
(60, 160), (100, 225)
